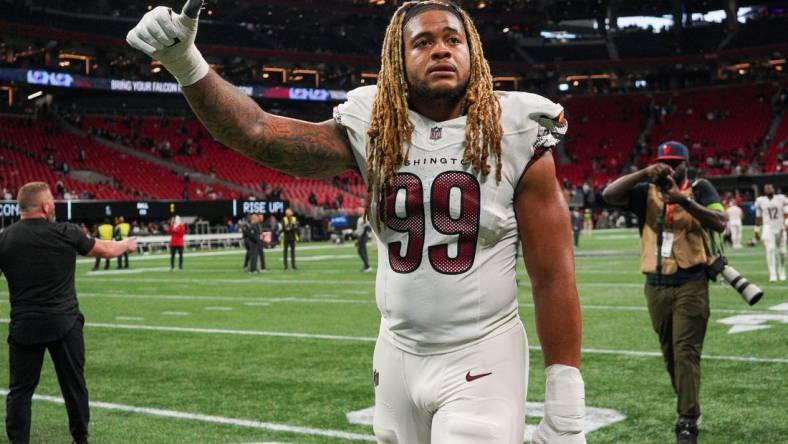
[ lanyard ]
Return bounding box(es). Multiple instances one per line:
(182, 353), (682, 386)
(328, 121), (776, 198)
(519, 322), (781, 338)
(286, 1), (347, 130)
(665, 180), (690, 227)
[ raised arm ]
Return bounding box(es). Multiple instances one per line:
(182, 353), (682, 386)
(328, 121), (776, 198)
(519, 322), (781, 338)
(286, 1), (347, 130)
(182, 72), (355, 178)
(127, 0), (356, 178)
(88, 238), (137, 259)
(602, 163), (670, 207)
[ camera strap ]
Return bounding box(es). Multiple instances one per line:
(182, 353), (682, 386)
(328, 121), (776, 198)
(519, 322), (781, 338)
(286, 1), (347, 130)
(655, 202), (667, 275)
(690, 180), (725, 259)
(665, 180), (690, 227)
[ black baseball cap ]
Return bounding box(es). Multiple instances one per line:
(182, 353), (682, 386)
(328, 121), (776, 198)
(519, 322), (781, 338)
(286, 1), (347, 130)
(655, 141), (689, 162)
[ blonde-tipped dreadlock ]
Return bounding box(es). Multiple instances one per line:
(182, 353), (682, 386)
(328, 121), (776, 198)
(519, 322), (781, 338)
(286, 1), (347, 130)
(365, 0), (503, 221)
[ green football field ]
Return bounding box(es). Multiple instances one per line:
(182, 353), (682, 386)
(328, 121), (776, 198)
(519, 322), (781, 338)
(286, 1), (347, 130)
(0, 227), (785, 443)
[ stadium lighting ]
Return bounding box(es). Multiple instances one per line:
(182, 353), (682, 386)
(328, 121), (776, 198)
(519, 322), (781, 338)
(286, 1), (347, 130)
(503, 27), (510, 33)
(0, 86), (12, 107)
(262, 67), (287, 83)
(27, 90), (43, 100)
(59, 53), (93, 75)
(292, 69), (320, 88)
(361, 72), (378, 86)
(493, 76), (520, 90)
(558, 83), (569, 92)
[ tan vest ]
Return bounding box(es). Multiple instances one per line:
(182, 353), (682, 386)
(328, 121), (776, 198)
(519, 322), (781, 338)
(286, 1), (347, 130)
(640, 184), (711, 275)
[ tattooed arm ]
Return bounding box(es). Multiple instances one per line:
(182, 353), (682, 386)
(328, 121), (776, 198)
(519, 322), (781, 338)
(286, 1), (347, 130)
(182, 70), (356, 178)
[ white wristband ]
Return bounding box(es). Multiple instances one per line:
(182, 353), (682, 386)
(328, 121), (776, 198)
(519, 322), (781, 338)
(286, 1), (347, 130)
(533, 364), (586, 444)
(164, 44), (210, 87)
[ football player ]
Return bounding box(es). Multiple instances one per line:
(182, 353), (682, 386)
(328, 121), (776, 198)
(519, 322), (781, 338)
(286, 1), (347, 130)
(127, 1), (585, 442)
(754, 184), (788, 282)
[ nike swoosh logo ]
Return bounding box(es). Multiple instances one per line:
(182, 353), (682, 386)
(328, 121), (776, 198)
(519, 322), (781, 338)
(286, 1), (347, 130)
(465, 371), (492, 382)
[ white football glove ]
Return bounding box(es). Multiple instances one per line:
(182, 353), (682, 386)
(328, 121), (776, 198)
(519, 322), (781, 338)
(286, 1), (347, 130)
(532, 364), (586, 444)
(126, 0), (210, 86)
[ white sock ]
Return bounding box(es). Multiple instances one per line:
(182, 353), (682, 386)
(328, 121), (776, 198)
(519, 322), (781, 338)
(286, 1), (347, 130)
(766, 245), (777, 279)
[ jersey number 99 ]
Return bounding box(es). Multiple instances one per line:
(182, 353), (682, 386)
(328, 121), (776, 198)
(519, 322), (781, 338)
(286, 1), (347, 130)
(381, 172), (480, 275)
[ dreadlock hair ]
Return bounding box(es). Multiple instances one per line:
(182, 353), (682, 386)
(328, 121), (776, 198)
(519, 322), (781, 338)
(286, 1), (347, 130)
(365, 0), (503, 222)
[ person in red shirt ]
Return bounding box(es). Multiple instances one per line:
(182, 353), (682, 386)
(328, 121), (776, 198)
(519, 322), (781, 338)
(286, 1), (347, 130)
(166, 215), (186, 271)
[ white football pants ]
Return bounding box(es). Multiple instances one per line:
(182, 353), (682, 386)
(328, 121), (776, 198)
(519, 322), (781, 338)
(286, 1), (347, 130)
(763, 229), (787, 279)
(729, 221), (742, 248)
(372, 322), (527, 444)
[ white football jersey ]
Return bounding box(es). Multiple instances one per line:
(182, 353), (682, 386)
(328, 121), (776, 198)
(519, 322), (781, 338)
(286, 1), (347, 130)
(725, 205), (742, 224)
(335, 85), (565, 354)
(755, 194), (788, 233)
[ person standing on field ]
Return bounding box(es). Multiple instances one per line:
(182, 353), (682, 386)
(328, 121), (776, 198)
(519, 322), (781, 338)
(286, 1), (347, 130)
(0, 182), (136, 444)
(603, 142), (726, 444)
(281, 208), (298, 270)
(127, 2), (586, 441)
(724, 200), (743, 249)
(167, 216), (186, 271)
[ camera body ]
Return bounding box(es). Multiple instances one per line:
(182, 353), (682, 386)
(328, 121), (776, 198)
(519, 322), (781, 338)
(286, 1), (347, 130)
(653, 174), (672, 192)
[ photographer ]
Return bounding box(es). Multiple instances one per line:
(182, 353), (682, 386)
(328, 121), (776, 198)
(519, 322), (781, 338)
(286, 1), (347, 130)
(602, 142), (726, 444)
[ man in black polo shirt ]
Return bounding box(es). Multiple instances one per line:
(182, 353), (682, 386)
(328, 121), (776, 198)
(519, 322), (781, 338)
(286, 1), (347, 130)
(0, 182), (136, 444)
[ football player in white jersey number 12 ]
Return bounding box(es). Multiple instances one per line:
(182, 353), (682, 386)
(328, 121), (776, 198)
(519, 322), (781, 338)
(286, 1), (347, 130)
(127, 0), (586, 442)
(754, 184), (788, 282)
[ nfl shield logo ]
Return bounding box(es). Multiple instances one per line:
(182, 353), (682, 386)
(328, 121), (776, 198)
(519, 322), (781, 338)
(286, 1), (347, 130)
(430, 126), (442, 140)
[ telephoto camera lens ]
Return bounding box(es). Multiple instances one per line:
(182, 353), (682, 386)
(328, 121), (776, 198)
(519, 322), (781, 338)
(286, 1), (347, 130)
(721, 265), (763, 306)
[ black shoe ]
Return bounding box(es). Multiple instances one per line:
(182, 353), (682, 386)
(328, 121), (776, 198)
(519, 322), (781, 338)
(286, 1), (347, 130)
(676, 418), (698, 444)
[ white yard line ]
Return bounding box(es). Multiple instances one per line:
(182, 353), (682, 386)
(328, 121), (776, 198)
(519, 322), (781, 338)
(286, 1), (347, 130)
(77, 292), (771, 314)
(79, 293), (371, 305)
(78, 277), (376, 285)
(519, 303), (771, 314)
(86, 322), (377, 343)
(0, 390), (375, 442)
(2, 319), (782, 364)
(76, 244), (348, 264)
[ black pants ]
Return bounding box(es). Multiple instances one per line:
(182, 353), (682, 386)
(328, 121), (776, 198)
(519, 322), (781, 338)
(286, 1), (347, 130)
(170, 247), (183, 270)
(243, 242), (251, 269)
(257, 244), (266, 270)
(116, 252), (129, 269)
(6, 323), (89, 444)
(358, 241), (369, 269)
(283, 239), (296, 269)
(92, 257), (109, 270)
(248, 243), (265, 271)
